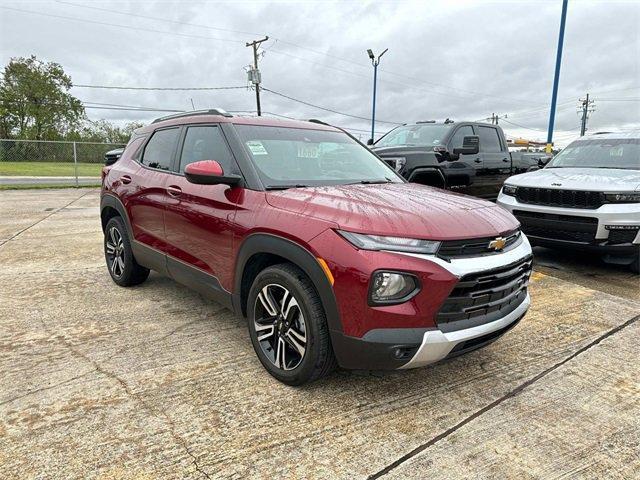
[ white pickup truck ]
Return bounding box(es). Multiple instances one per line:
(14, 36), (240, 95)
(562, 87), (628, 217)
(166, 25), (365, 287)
(497, 131), (640, 273)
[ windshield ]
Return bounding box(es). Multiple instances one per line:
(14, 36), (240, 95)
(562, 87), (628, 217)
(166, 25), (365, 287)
(235, 125), (403, 188)
(376, 124), (451, 148)
(546, 138), (640, 170)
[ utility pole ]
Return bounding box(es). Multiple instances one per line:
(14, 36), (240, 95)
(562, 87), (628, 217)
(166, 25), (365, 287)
(579, 93), (595, 136)
(246, 36), (269, 116)
(546, 0), (569, 154)
(367, 48), (388, 143)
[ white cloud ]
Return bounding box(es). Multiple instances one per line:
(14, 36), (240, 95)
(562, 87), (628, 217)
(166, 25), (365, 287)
(1, 0), (638, 146)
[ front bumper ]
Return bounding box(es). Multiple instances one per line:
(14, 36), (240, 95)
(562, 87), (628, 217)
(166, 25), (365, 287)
(326, 237), (533, 370)
(400, 293), (529, 368)
(497, 192), (640, 260)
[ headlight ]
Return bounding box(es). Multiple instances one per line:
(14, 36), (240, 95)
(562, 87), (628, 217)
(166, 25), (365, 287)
(369, 271), (419, 305)
(604, 193), (640, 203)
(338, 230), (441, 254)
(502, 184), (518, 196)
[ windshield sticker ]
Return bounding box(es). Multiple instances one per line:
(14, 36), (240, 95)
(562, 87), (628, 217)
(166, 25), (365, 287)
(610, 146), (624, 157)
(246, 141), (268, 155)
(297, 143), (319, 158)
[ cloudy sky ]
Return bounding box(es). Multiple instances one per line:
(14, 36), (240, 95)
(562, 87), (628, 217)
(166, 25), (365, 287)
(1, 0), (639, 146)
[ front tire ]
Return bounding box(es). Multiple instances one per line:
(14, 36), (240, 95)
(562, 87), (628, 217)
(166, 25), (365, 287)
(104, 216), (150, 287)
(247, 263), (336, 385)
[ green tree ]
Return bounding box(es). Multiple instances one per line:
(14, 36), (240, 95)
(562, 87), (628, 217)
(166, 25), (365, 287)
(0, 55), (84, 139)
(68, 119), (144, 144)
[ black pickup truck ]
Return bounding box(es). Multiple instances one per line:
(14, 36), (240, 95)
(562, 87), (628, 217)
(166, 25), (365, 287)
(371, 120), (549, 200)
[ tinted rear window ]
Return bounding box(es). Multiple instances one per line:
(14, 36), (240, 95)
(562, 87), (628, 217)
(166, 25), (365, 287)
(141, 128), (180, 171)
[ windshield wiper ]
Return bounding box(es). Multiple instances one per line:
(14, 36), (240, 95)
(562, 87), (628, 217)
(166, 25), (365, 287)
(265, 184), (309, 190)
(347, 177), (394, 185)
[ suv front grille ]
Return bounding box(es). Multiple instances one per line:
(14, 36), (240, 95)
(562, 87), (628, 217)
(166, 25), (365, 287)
(516, 187), (604, 209)
(514, 210), (598, 244)
(438, 230), (521, 259)
(436, 255), (532, 331)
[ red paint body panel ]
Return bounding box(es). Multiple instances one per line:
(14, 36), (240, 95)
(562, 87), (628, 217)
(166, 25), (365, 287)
(266, 183), (518, 240)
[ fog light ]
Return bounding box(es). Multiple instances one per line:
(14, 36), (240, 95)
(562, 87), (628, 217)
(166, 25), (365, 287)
(369, 271), (419, 305)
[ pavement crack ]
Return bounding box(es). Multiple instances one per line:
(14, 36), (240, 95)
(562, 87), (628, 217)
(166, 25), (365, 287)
(367, 313), (640, 479)
(0, 190), (92, 248)
(40, 324), (212, 480)
(0, 369), (96, 407)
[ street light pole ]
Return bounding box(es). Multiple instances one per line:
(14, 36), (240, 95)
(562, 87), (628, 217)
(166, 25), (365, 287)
(367, 48), (388, 143)
(546, 0), (569, 154)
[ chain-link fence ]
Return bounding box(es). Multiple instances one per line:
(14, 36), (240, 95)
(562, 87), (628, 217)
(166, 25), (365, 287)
(0, 139), (126, 187)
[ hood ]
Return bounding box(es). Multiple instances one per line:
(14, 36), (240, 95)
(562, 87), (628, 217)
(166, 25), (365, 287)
(506, 167), (640, 192)
(266, 183), (518, 240)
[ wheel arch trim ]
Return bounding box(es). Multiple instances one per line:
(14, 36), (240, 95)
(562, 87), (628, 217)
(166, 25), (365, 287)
(100, 193), (133, 237)
(233, 233), (343, 333)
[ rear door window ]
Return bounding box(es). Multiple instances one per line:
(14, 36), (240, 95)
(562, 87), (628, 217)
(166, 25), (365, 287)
(477, 126), (503, 153)
(178, 126), (235, 173)
(140, 128), (180, 171)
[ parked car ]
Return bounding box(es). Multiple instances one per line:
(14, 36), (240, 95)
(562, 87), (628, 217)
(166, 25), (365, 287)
(498, 131), (640, 272)
(100, 109), (533, 385)
(371, 121), (536, 200)
(104, 148), (124, 166)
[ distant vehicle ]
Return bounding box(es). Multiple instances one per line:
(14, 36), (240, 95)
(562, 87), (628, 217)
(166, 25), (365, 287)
(498, 131), (640, 273)
(101, 109), (532, 385)
(104, 148), (124, 166)
(370, 121), (546, 200)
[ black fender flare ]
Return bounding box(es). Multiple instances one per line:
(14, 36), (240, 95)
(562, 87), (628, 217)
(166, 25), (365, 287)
(407, 167), (447, 187)
(233, 233), (342, 334)
(100, 193), (133, 236)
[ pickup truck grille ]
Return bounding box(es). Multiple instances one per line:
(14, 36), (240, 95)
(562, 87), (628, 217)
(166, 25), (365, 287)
(436, 255), (532, 331)
(607, 228), (639, 244)
(514, 210), (598, 244)
(516, 187), (604, 209)
(437, 230), (521, 259)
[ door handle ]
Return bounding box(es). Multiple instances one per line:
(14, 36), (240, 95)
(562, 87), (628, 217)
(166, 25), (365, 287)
(167, 185), (182, 197)
(474, 158), (482, 164)
(502, 158), (510, 162)
(120, 175), (131, 184)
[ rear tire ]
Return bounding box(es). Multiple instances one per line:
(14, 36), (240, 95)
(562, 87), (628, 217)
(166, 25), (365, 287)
(631, 255), (640, 274)
(104, 216), (150, 287)
(247, 263), (337, 385)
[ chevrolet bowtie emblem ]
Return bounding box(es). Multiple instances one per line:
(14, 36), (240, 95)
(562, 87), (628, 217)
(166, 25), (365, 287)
(488, 237), (507, 251)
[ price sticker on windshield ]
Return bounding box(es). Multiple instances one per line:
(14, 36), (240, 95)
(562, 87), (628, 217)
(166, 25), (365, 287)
(246, 141), (268, 155)
(297, 143), (319, 158)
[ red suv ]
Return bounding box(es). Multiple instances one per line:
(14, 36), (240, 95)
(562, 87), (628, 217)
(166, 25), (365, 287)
(101, 109), (533, 385)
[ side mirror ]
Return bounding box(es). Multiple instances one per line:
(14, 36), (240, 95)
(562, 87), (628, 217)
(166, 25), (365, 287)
(367, 138), (374, 146)
(453, 136), (480, 156)
(538, 156), (551, 168)
(184, 160), (241, 186)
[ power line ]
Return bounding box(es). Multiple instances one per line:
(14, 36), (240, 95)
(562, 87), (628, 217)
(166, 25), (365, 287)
(73, 84), (247, 91)
(261, 87), (402, 125)
(0, 6), (245, 45)
(54, 0), (263, 37)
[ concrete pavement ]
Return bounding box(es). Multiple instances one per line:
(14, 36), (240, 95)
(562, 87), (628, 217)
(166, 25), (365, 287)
(0, 188), (638, 479)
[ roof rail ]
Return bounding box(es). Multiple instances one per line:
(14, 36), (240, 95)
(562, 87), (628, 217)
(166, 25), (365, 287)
(592, 131), (613, 135)
(152, 108), (232, 124)
(308, 118), (330, 126)
(416, 120), (436, 124)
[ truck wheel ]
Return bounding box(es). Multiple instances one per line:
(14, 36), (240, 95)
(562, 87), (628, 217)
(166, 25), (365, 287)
(104, 217), (150, 287)
(247, 263), (337, 385)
